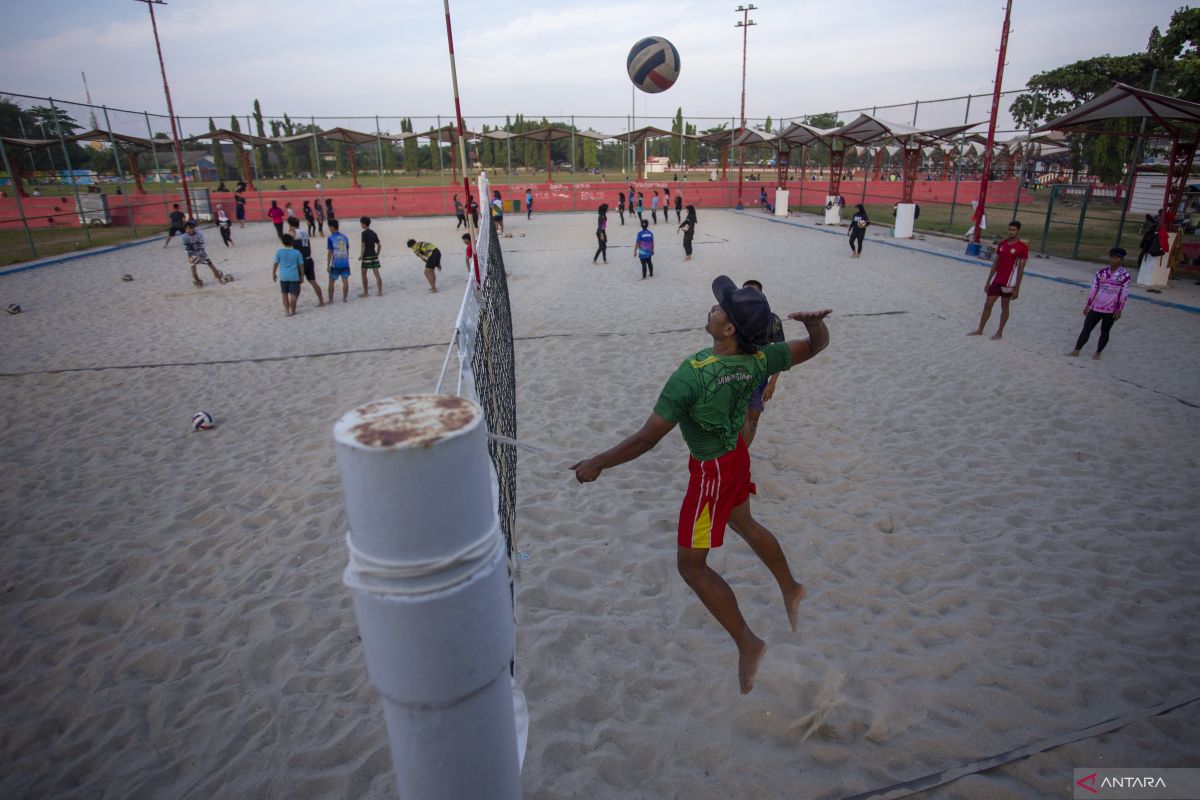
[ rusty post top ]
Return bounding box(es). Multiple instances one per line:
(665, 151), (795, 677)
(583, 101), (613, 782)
(334, 395), (482, 450)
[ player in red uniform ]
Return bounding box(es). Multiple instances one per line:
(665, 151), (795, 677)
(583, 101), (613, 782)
(968, 220), (1029, 340)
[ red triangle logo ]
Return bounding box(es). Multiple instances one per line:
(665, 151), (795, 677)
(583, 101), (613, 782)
(1076, 772), (1098, 794)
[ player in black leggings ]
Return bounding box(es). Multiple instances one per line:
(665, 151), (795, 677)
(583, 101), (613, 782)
(848, 204), (869, 257)
(593, 204), (608, 263)
(678, 205), (697, 261)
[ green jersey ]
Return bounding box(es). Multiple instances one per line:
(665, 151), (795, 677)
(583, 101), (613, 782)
(653, 342), (792, 461)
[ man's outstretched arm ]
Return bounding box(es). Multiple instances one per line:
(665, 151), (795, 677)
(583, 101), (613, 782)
(784, 309), (832, 367)
(570, 413), (676, 483)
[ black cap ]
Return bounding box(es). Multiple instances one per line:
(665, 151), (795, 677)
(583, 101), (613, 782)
(1109, 247), (1127, 258)
(712, 275), (772, 348)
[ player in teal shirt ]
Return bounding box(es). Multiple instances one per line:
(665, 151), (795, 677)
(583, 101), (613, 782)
(571, 276), (832, 694)
(273, 234), (304, 316)
(325, 219), (352, 303)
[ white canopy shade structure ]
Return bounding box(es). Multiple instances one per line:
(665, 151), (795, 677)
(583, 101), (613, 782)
(1033, 82), (1200, 225)
(575, 128), (611, 141)
(731, 127), (776, 147)
(1032, 82), (1200, 134)
(778, 122), (834, 147)
(825, 114), (982, 202)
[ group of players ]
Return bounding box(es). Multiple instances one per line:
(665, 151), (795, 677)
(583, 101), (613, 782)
(166, 203), (458, 317)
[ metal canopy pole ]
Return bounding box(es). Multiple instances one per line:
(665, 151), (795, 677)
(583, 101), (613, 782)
(49, 97), (93, 247)
(248, 114), (265, 218)
(1011, 94), (1040, 221)
(375, 114), (387, 216)
(101, 105), (138, 238)
(437, 114), (446, 212)
(311, 117), (326, 218)
(0, 138), (37, 258)
(947, 95), (973, 231)
(1114, 70), (1158, 247)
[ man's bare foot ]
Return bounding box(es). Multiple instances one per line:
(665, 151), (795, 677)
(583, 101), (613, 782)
(785, 584), (808, 634)
(1092, 351), (1102, 360)
(990, 332), (1003, 340)
(377, 290), (383, 296)
(966, 330), (982, 336)
(358, 292), (369, 298)
(1067, 350), (1080, 357)
(428, 288), (438, 293)
(738, 635), (767, 694)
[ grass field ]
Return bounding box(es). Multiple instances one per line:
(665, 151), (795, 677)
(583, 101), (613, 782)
(0, 172), (1173, 268)
(792, 193), (1149, 265)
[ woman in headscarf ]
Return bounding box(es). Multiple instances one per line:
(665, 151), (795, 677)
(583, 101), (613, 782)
(678, 205), (697, 261)
(593, 204), (609, 264)
(848, 204), (870, 257)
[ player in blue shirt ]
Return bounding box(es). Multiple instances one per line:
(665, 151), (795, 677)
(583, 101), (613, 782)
(325, 219), (352, 303)
(273, 234), (304, 316)
(635, 219), (655, 280)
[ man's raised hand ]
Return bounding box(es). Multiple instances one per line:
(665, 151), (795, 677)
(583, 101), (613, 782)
(787, 309), (833, 324)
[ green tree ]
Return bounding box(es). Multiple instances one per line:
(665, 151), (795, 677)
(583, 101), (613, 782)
(582, 135), (598, 169)
(685, 122), (699, 166)
(207, 117), (227, 179)
(28, 105), (81, 137)
(763, 115), (772, 133)
(252, 99), (268, 177)
(401, 117), (420, 174)
(805, 112), (841, 129)
(1008, 8), (1200, 184)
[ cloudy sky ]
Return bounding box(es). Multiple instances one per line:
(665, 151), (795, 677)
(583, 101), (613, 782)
(1, 0), (1182, 135)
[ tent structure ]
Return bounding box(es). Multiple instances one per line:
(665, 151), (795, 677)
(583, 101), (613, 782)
(778, 122), (835, 188)
(480, 130), (520, 182)
(509, 126), (573, 182)
(619, 126), (674, 180)
(697, 130), (737, 180)
(829, 114), (979, 202)
(315, 127), (383, 188)
(422, 125), (479, 184)
(1034, 82), (1200, 228)
(182, 128), (272, 191)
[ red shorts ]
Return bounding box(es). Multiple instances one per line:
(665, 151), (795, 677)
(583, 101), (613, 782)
(986, 281), (1013, 298)
(678, 436), (755, 549)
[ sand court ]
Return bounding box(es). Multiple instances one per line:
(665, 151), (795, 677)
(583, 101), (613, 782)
(2, 210), (1198, 799)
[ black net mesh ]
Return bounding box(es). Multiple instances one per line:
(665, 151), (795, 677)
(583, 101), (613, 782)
(471, 222), (517, 554)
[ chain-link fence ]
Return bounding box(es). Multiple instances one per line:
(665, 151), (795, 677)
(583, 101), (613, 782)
(0, 88), (1169, 268)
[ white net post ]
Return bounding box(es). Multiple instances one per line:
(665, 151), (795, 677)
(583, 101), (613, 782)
(333, 395), (520, 800)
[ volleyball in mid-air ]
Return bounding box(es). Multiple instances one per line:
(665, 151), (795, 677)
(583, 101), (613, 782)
(7, 303), (21, 315)
(122, 274), (134, 282)
(627, 36), (681, 94)
(192, 411), (214, 431)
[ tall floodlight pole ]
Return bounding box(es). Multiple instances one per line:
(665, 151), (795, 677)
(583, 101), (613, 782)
(135, 0), (193, 221)
(972, 0), (1012, 245)
(735, 5), (757, 206)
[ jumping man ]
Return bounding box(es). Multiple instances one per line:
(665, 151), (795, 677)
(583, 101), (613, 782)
(180, 221), (225, 286)
(571, 277), (831, 693)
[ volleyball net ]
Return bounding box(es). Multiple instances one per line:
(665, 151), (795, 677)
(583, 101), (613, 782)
(440, 172), (518, 555)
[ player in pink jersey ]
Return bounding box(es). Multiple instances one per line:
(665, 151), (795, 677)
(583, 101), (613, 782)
(968, 220), (1029, 340)
(1068, 247), (1131, 360)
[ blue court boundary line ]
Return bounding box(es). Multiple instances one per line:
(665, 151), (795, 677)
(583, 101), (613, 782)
(737, 210), (1200, 316)
(0, 233), (166, 277)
